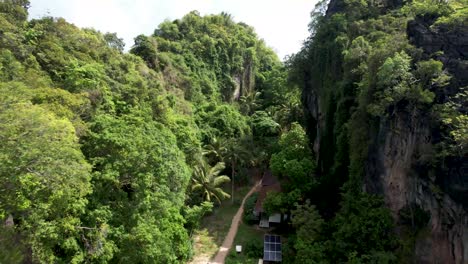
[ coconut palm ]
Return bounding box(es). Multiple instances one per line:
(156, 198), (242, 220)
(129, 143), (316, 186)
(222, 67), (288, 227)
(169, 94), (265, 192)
(192, 159), (231, 205)
(203, 137), (253, 204)
(223, 139), (253, 203)
(239, 91), (261, 115)
(202, 137), (228, 163)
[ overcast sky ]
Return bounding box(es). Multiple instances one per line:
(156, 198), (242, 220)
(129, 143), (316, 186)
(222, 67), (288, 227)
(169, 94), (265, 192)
(28, 0), (318, 60)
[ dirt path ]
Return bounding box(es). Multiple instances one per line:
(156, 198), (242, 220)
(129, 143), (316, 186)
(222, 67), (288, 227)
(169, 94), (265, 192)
(210, 181), (261, 264)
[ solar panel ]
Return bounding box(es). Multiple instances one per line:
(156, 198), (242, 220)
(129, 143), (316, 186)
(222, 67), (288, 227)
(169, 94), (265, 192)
(263, 235), (282, 262)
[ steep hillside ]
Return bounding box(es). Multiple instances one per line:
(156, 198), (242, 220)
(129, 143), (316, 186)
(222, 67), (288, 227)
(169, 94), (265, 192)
(0, 2), (294, 263)
(292, 0), (467, 262)
(1, 0), (466, 263)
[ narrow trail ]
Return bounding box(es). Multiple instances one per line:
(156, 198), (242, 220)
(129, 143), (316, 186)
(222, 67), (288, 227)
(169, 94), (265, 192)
(210, 180), (261, 264)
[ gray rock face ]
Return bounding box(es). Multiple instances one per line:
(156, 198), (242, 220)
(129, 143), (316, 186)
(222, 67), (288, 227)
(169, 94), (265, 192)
(363, 16), (468, 264)
(365, 109), (467, 264)
(302, 83), (321, 159)
(408, 16), (468, 91)
(408, 17), (468, 60)
(303, 5), (468, 263)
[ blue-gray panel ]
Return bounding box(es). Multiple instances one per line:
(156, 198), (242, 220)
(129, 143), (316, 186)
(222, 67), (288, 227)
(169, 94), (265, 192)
(275, 244), (281, 251)
(276, 252), (282, 261)
(264, 235), (282, 262)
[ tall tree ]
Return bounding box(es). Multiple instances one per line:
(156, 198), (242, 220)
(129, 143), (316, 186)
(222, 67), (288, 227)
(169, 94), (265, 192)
(224, 139), (252, 203)
(83, 111), (192, 262)
(203, 137), (228, 164)
(239, 91), (261, 115)
(270, 122), (316, 192)
(192, 159), (231, 205)
(0, 91), (91, 263)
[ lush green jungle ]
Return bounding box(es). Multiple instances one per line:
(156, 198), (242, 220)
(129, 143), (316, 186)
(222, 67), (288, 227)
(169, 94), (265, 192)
(0, 0), (466, 263)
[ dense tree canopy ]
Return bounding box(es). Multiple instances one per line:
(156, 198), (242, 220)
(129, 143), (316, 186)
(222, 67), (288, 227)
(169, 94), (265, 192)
(0, 3), (291, 262)
(1, 0), (463, 262)
(0, 84), (92, 263)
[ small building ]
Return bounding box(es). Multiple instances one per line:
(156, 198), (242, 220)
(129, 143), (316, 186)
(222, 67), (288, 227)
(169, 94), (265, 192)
(254, 171), (283, 228)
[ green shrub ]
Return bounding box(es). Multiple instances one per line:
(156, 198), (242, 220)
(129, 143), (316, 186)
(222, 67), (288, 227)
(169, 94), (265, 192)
(244, 237), (263, 258)
(243, 192), (258, 224)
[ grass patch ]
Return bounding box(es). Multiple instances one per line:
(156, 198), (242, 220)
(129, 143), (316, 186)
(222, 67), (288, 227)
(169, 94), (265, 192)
(192, 228), (218, 257)
(225, 221), (265, 264)
(191, 185), (253, 261)
(200, 185), (251, 245)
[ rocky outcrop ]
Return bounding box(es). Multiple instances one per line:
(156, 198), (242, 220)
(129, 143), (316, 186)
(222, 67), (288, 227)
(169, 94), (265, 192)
(406, 15), (468, 208)
(407, 17), (468, 60)
(365, 108), (467, 264)
(302, 82), (321, 159)
(362, 16), (468, 264)
(232, 56), (255, 101)
(408, 16), (468, 97)
(304, 4), (468, 263)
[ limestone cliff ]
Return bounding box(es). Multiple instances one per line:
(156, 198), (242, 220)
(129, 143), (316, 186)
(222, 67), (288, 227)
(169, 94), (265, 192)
(369, 17), (468, 263)
(301, 0), (467, 262)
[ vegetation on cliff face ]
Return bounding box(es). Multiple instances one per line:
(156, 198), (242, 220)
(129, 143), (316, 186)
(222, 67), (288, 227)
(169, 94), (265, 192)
(285, 0), (467, 262)
(0, 0), (466, 263)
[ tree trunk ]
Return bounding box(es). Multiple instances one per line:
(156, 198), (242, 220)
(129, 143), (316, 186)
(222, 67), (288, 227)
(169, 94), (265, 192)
(231, 160), (235, 204)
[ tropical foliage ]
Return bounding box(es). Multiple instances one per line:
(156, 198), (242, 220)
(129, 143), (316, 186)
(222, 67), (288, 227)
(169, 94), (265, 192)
(1, 0), (465, 262)
(0, 2), (289, 262)
(192, 160), (231, 205)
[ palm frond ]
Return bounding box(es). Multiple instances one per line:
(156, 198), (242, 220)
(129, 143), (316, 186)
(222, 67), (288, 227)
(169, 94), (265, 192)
(210, 162), (226, 176)
(213, 175), (231, 186)
(214, 187), (231, 199)
(192, 183), (204, 190)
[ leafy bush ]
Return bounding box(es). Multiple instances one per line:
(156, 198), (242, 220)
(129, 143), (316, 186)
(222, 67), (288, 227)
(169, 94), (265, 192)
(251, 111), (280, 137)
(403, 0), (453, 18)
(196, 102), (251, 143)
(244, 237), (263, 258)
(243, 192), (258, 224)
(0, 226), (25, 264)
(270, 123), (316, 192)
(368, 52), (438, 116)
(331, 192), (399, 262)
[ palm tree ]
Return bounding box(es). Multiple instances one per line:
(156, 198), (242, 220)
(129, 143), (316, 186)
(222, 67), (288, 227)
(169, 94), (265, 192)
(203, 137), (253, 204)
(192, 158), (231, 205)
(239, 91), (261, 115)
(224, 139), (252, 203)
(202, 137), (228, 163)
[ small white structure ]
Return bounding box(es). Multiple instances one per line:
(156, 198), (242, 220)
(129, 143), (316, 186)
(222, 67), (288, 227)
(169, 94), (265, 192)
(236, 245), (242, 253)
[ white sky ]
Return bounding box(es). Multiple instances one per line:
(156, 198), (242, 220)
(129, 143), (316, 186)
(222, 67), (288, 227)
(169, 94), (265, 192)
(28, 0), (318, 60)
